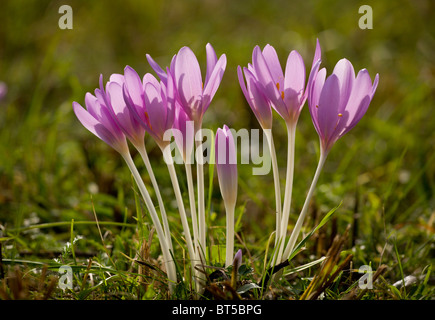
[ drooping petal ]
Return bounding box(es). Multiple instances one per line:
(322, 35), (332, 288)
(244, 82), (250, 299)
(73, 101), (127, 153)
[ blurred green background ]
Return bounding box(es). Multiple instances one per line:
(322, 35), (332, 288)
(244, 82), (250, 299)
(0, 0), (434, 289)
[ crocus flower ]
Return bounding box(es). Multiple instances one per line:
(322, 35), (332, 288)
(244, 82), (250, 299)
(173, 44), (227, 126)
(282, 59), (379, 262)
(73, 89), (128, 155)
(73, 75), (178, 293)
(95, 73), (146, 150)
(308, 58), (379, 154)
(237, 66), (273, 130)
(250, 39), (321, 125)
(215, 125), (237, 267)
(122, 66), (175, 149)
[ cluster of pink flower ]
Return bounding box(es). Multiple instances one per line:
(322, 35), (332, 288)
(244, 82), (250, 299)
(73, 40), (378, 294)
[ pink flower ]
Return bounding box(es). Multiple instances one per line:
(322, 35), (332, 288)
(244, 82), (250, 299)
(73, 80), (128, 155)
(215, 125), (237, 207)
(237, 65), (273, 130)
(308, 58), (379, 153)
(122, 66), (175, 149)
(249, 40), (321, 124)
(96, 73), (146, 149)
(173, 44), (227, 125)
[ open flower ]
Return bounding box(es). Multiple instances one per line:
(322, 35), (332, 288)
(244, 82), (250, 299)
(122, 66), (175, 149)
(308, 58), (379, 154)
(92, 73), (146, 150)
(73, 87), (128, 155)
(173, 44), (227, 125)
(237, 65), (273, 130)
(249, 40), (321, 125)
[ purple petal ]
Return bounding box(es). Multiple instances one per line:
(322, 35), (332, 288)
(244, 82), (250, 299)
(124, 66), (144, 108)
(202, 54), (227, 113)
(262, 45), (284, 88)
(312, 38), (322, 68)
(108, 81), (144, 142)
(317, 74), (341, 142)
(73, 101), (126, 152)
(144, 82), (165, 139)
(284, 50), (306, 114)
(252, 46), (288, 119)
(174, 46), (203, 111)
(332, 59), (355, 112)
(238, 66), (272, 129)
(205, 43), (218, 87)
(146, 54), (169, 84)
(215, 125), (238, 205)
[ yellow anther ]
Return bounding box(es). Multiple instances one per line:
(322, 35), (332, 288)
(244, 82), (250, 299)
(281, 91), (285, 100)
(338, 113), (343, 117)
(276, 82), (280, 91)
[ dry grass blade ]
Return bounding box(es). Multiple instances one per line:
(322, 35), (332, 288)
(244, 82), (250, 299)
(300, 225), (352, 300)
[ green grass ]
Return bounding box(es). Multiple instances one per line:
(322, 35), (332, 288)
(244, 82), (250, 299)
(0, 0), (434, 300)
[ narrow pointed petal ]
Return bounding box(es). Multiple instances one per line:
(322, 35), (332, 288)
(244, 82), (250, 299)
(202, 54), (227, 112)
(312, 38), (322, 67)
(205, 43), (218, 87)
(146, 54), (169, 84)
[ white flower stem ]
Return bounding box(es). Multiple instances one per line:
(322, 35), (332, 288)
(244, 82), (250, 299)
(275, 123), (296, 265)
(282, 150), (328, 261)
(121, 151), (177, 294)
(185, 162), (199, 256)
(194, 125), (206, 261)
(225, 203), (236, 268)
(264, 129), (282, 248)
(162, 146), (196, 278)
(136, 142), (173, 253)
